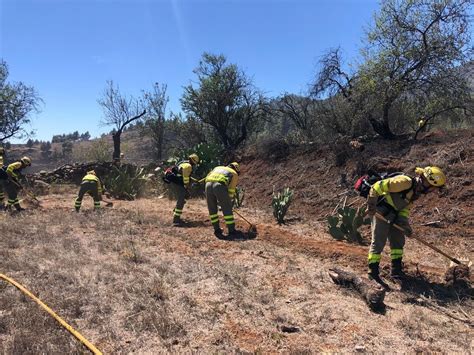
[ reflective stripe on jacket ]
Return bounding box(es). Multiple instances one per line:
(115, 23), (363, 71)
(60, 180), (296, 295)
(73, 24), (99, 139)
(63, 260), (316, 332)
(6, 162), (23, 180)
(205, 166), (238, 198)
(369, 175), (414, 217)
(82, 174), (103, 194)
(177, 162), (193, 185)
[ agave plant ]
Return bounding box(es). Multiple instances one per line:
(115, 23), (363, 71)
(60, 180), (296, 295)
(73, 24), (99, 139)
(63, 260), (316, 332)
(272, 187), (294, 224)
(327, 206), (371, 243)
(103, 165), (148, 200)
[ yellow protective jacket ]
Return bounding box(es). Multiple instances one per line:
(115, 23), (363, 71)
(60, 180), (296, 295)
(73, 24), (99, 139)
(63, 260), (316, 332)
(205, 166), (239, 198)
(82, 174), (103, 194)
(6, 162), (24, 180)
(369, 175), (415, 218)
(177, 162), (193, 186)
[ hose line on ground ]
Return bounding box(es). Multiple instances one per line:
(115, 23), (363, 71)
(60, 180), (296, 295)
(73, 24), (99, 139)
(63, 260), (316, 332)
(0, 273), (103, 355)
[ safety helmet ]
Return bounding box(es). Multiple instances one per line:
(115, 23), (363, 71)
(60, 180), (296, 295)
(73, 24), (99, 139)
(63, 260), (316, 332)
(20, 156), (31, 166)
(87, 170), (96, 176)
(189, 153), (200, 165)
(228, 162), (240, 174)
(415, 166), (446, 187)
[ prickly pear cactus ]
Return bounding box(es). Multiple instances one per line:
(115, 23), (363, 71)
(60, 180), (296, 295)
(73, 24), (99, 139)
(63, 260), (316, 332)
(327, 206), (371, 243)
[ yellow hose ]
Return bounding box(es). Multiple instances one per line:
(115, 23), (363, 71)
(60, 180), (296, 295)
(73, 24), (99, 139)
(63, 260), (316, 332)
(0, 273), (103, 355)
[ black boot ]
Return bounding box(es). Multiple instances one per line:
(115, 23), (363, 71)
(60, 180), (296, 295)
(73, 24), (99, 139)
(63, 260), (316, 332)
(213, 223), (223, 238)
(368, 262), (380, 280)
(172, 215), (182, 226)
(391, 258), (405, 278)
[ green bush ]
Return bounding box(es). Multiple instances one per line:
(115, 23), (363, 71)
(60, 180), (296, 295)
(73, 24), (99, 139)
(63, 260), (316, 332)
(103, 165), (148, 200)
(272, 187), (293, 224)
(327, 206), (370, 244)
(164, 142), (225, 198)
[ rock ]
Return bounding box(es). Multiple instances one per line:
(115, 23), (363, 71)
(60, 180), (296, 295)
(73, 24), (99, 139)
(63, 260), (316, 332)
(354, 345), (366, 352)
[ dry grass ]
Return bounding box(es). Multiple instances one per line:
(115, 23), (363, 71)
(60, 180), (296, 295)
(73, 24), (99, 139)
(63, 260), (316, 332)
(0, 194), (472, 353)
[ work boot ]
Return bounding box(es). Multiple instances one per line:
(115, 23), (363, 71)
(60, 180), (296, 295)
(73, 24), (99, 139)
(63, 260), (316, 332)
(213, 225), (223, 237)
(367, 262), (380, 280)
(172, 216), (182, 227)
(391, 259), (405, 278)
(228, 229), (242, 238)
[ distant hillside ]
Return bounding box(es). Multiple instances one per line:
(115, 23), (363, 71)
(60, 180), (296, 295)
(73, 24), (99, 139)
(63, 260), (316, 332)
(4, 129), (155, 173)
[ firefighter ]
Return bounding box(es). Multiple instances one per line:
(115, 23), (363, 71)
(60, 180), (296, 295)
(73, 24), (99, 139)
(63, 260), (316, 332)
(74, 170), (103, 211)
(171, 153), (200, 226)
(366, 166), (446, 279)
(1, 156), (32, 212)
(205, 162), (240, 238)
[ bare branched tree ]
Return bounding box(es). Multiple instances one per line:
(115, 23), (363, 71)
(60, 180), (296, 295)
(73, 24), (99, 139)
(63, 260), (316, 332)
(274, 94), (316, 140)
(98, 80), (146, 161)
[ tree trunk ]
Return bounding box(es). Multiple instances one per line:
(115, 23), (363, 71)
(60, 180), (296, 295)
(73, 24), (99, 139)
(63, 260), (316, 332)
(328, 267), (386, 311)
(112, 131), (121, 161)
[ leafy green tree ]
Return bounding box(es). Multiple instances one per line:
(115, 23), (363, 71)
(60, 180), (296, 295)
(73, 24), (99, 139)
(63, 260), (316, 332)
(0, 60), (41, 141)
(181, 53), (265, 152)
(358, 0), (472, 138)
(312, 0), (472, 139)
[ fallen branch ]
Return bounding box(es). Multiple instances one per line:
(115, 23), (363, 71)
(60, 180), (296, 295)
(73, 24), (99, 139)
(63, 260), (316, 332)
(420, 220), (441, 227)
(328, 267), (385, 311)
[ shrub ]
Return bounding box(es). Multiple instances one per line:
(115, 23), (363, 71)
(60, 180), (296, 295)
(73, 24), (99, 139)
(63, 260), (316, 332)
(272, 187), (293, 224)
(327, 206), (370, 244)
(103, 165), (148, 200)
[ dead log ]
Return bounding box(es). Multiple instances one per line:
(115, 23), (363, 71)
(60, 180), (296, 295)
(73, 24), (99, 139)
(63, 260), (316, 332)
(328, 267), (385, 311)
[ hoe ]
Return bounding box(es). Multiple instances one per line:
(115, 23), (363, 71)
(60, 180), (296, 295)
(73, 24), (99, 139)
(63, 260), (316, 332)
(233, 209), (258, 238)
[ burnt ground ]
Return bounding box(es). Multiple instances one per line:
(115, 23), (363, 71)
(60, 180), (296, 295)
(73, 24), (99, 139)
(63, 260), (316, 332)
(1, 128), (473, 353)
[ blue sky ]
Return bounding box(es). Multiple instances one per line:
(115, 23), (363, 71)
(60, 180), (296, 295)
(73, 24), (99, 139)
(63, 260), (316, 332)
(0, 0), (380, 142)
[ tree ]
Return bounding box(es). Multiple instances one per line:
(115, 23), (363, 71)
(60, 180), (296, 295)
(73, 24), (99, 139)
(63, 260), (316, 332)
(143, 83), (168, 160)
(273, 94), (317, 140)
(312, 0), (473, 139)
(98, 80), (146, 161)
(181, 53), (265, 152)
(0, 60), (41, 141)
(62, 141), (73, 158)
(40, 141), (52, 158)
(26, 138), (34, 148)
(359, 0), (472, 138)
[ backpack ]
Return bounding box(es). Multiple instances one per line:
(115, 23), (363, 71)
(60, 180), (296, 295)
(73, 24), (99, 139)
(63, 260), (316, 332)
(354, 171), (411, 198)
(162, 163), (183, 185)
(0, 166), (8, 180)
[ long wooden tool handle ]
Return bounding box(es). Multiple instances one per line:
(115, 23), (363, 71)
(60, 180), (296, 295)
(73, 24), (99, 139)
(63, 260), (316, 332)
(375, 213), (461, 265)
(233, 209), (253, 227)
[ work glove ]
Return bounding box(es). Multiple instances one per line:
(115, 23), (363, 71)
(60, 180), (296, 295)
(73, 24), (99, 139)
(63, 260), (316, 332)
(366, 196), (378, 217)
(397, 218), (413, 236)
(400, 223), (412, 236)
